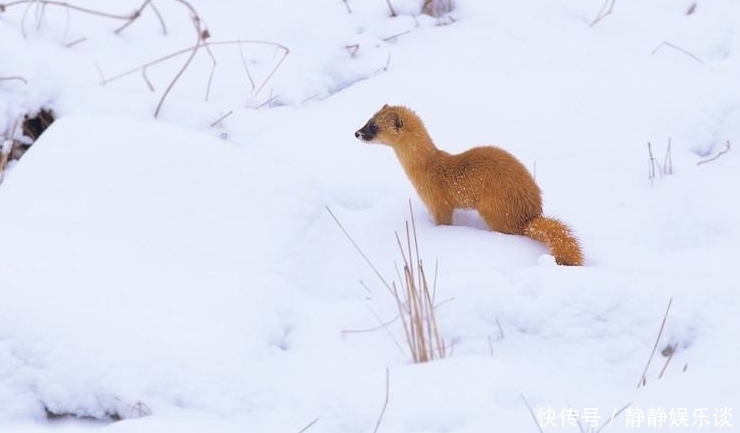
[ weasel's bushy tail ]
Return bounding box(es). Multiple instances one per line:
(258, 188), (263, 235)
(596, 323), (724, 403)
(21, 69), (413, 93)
(523, 217), (583, 266)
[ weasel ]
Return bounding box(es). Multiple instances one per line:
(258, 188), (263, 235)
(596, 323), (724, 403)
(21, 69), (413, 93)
(355, 104), (583, 266)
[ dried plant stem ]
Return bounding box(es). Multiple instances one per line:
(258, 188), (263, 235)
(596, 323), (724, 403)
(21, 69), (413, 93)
(100, 40), (289, 107)
(637, 298), (673, 388)
(590, 0), (617, 27)
(1, 0), (136, 20)
(658, 343), (677, 379)
(373, 368), (390, 433)
(651, 41), (704, 64)
(385, 0), (396, 17)
(520, 394), (545, 433)
(0, 75), (28, 84)
(697, 140), (731, 166)
(595, 403), (631, 433)
(296, 417), (320, 433)
(209, 110), (233, 127)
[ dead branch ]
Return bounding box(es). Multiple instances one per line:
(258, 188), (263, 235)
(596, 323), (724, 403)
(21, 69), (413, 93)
(637, 298), (672, 388)
(0, 0), (136, 20)
(153, 0), (207, 118)
(100, 39), (289, 112)
(697, 140), (731, 165)
(342, 0), (352, 14)
(590, 0), (617, 27)
(658, 343), (677, 379)
(651, 41), (704, 64)
(113, 0), (153, 34)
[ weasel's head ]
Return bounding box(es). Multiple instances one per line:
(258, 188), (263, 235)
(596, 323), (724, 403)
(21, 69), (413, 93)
(355, 104), (412, 147)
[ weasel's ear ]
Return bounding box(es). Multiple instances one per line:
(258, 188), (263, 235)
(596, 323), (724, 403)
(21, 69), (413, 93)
(393, 112), (403, 129)
(382, 103), (389, 109)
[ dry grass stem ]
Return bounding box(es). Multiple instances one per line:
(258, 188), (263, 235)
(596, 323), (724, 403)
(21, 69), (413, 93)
(296, 417), (320, 433)
(0, 75), (28, 84)
(697, 140), (731, 165)
(658, 343), (677, 379)
(651, 41), (704, 63)
(209, 110), (233, 127)
(520, 394), (545, 433)
(385, 0), (396, 17)
(373, 368), (390, 433)
(595, 403), (631, 433)
(637, 297), (673, 388)
(590, 0), (617, 27)
(326, 203), (447, 364)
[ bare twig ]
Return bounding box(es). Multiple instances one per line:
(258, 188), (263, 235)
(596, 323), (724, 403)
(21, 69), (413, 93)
(204, 43), (217, 101)
(342, 0), (352, 14)
(373, 368), (390, 433)
(637, 298), (673, 388)
(325, 206), (394, 292)
(520, 394), (544, 433)
(590, 0), (617, 27)
(651, 41), (704, 64)
(0, 76), (29, 84)
(1, 0), (136, 20)
(209, 110), (233, 127)
(382, 30), (410, 42)
(113, 0), (154, 34)
(296, 417), (320, 433)
(385, 0), (396, 17)
(154, 0), (207, 118)
(697, 140), (731, 166)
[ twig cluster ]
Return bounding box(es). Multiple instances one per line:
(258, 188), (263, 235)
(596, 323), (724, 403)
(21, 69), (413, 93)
(0, 1), (290, 117)
(326, 203), (448, 364)
(392, 206), (447, 363)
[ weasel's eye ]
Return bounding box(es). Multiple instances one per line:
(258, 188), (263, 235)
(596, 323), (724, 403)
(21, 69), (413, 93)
(368, 123), (379, 135)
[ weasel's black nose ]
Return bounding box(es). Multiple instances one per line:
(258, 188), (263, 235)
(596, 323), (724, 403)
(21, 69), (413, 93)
(354, 130), (361, 139)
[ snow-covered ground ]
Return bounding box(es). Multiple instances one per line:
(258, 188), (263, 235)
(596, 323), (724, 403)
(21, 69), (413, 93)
(1, 0), (738, 431)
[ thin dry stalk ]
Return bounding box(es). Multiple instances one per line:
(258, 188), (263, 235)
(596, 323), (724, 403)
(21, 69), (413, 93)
(595, 403), (631, 433)
(326, 204), (446, 364)
(296, 417), (320, 433)
(209, 110), (233, 127)
(342, 0), (352, 14)
(663, 138), (673, 175)
(647, 142), (659, 187)
(520, 394), (545, 433)
(651, 41), (704, 64)
(373, 368), (390, 433)
(392, 213), (446, 363)
(697, 140), (731, 166)
(385, 0), (396, 17)
(637, 298), (673, 389)
(658, 343), (677, 379)
(590, 0), (617, 27)
(0, 75), (28, 84)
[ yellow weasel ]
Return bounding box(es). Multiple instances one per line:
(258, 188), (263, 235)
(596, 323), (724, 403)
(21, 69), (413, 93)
(355, 104), (583, 266)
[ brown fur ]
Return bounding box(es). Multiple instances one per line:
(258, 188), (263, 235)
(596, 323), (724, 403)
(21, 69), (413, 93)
(355, 104), (583, 266)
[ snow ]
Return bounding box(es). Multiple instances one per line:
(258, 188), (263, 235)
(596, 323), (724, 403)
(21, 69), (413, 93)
(1, 0), (739, 432)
